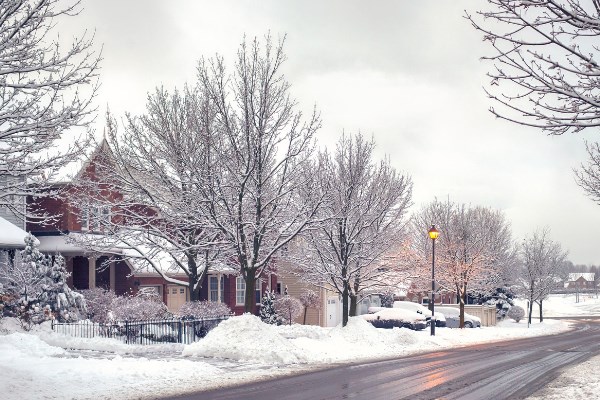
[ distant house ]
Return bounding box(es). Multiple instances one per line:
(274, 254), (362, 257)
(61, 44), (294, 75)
(565, 273), (596, 289)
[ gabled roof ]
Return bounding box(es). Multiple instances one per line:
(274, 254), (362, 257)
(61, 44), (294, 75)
(568, 273), (595, 282)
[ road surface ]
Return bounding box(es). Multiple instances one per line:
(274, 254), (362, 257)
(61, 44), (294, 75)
(167, 318), (600, 400)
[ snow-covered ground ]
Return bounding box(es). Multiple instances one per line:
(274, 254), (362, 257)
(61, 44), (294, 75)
(1, 294), (594, 400)
(515, 292), (600, 318)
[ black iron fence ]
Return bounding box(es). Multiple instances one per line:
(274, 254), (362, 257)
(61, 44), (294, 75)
(51, 316), (229, 345)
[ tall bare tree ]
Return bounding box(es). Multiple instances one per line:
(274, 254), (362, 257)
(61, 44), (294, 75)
(297, 133), (413, 327)
(518, 228), (567, 323)
(196, 35), (323, 312)
(70, 87), (225, 301)
(0, 0), (100, 221)
(412, 200), (514, 327)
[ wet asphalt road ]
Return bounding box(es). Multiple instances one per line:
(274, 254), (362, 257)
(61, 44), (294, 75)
(165, 318), (600, 400)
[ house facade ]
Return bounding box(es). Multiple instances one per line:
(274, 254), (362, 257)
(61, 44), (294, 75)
(24, 143), (278, 316)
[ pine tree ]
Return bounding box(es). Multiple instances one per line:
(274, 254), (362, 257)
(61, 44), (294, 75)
(0, 233), (86, 327)
(259, 290), (278, 324)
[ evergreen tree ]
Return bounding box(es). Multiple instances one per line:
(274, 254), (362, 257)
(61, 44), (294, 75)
(259, 291), (278, 324)
(0, 233), (86, 327)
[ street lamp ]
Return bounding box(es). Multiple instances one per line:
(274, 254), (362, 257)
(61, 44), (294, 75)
(428, 225), (439, 336)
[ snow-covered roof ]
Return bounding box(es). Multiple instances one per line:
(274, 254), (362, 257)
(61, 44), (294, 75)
(0, 216), (38, 248)
(36, 235), (87, 254)
(568, 273), (595, 282)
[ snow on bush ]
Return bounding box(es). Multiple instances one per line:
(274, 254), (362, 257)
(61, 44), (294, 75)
(507, 305), (525, 323)
(274, 295), (303, 325)
(259, 291), (278, 324)
(0, 234), (86, 327)
(110, 294), (169, 321)
(178, 301), (232, 318)
(183, 314), (305, 364)
(81, 288), (117, 323)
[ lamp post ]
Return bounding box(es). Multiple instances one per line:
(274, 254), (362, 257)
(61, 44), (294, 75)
(428, 225), (439, 336)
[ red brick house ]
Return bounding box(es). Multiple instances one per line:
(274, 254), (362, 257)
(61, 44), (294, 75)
(26, 142), (277, 315)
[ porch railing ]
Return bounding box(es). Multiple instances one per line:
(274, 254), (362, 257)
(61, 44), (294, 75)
(51, 316), (229, 345)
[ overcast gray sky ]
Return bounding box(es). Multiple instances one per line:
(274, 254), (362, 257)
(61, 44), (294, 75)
(61, 0), (600, 265)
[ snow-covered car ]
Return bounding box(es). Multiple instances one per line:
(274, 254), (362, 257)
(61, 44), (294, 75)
(392, 301), (447, 328)
(362, 308), (428, 331)
(435, 306), (481, 328)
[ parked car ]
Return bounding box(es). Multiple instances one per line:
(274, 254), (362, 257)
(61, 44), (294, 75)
(362, 308), (428, 331)
(393, 301), (447, 328)
(435, 306), (481, 328)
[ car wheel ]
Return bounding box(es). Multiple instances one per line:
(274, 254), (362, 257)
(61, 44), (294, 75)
(464, 321), (473, 328)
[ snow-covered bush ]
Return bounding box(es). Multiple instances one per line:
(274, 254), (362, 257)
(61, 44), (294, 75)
(275, 295), (303, 325)
(178, 301), (232, 318)
(259, 290), (278, 324)
(81, 288), (117, 323)
(110, 293), (170, 321)
(299, 289), (320, 324)
(0, 234), (86, 328)
(507, 305), (525, 323)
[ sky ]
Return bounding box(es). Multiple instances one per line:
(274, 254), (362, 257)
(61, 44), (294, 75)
(57, 0), (600, 265)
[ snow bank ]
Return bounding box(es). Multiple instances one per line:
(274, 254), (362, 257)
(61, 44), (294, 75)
(183, 314), (306, 363)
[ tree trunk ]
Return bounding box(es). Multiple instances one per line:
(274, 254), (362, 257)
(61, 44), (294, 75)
(528, 297), (534, 325)
(189, 281), (201, 301)
(244, 269), (257, 313)
(342, 280), (349, 327)
(303, 307), (308, 325)
(539, 299), (543, 322)
(349, 294), (358, 317)
(459, 290), (465, 329)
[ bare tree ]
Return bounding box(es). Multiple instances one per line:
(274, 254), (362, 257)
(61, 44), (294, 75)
(297, 133), (413, 327)
(518, 228), (567, 324)
(0, 0), (100, 220)
(468, 0), (600, 135)
(196, 35), (323, 312)
(412, 199), (514, 328)
(70, 86), (225, 301)
(576, 142), (600, 203)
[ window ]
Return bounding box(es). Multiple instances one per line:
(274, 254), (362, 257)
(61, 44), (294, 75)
(255, 279), (262, 305)
(80, 205), (111, 231)
(209, 276), (224, 303)
(236, 276), (245, 305)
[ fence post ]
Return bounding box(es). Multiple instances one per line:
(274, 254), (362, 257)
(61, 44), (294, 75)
(178, 319), (183, 344)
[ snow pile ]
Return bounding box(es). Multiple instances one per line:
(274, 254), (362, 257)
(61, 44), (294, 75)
(183, 313), (306, 364)
(0, 332), (66, 358)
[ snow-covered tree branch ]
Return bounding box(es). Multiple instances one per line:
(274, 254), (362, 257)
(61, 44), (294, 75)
(0, 0), (100, 220)
(468, 0), (600, 135)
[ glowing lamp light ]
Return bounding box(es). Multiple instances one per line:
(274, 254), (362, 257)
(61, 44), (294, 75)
(428, 225), (439, 240)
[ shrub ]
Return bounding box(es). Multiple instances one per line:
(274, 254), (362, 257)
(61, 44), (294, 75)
(81, 288), (117, 323)
(178, 301), (232, 318)
(274, 295), (303, 325)
(507, 305), (525, 323)
(110, 294), (170, 321)
(259, 291), (278, 324)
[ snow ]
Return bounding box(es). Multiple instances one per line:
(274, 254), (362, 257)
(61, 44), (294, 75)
(0, 294), (590, 399)
(0, 216), (38, 248)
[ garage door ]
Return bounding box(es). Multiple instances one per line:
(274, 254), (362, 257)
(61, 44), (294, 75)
(167, 285), (188, 313)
